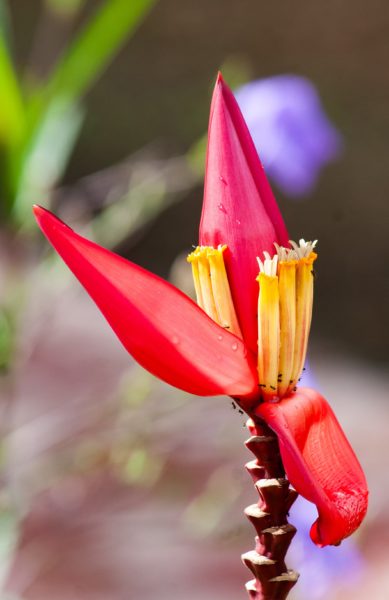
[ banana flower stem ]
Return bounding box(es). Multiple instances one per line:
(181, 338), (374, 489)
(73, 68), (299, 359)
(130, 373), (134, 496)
(242, 417), (299, 599)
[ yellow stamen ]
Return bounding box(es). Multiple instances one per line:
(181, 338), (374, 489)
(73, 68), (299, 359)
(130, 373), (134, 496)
(207, 245), (242, 336)
(289, 250), (317, 392)
(277, 258), (297, 397)
(188, 247), (218, 321)
(257, 256), (280, 401)
(257, 239), (317, 401)
(187, 245), (242, 337)
(187, 251), (204, 308)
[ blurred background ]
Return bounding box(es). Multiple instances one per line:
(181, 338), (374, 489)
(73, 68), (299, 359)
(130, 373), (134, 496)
(0, 0), (388, 598)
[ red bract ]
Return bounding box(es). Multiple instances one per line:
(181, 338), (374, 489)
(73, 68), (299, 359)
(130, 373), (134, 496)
(34, 74), (368, 547)
(200, 73), (289, 352)
(33, 206), (258, 401)
(257, 388), (368, 546)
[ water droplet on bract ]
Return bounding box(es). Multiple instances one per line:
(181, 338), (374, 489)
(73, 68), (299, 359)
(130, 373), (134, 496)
(218, 203), (227, 213)
(219, 175), (228, 185)
(231, 342), (238, 351)
(334, 491), (346, 499)
(235, 219), (241, 225)
(217, 334), (223, 341)
(171, 335), (180, 345)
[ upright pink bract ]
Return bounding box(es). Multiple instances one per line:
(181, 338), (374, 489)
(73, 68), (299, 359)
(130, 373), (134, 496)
(200, 73), (289, 351)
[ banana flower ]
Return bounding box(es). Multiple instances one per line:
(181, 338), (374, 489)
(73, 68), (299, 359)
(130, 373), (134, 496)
(34, 74), (367, 548)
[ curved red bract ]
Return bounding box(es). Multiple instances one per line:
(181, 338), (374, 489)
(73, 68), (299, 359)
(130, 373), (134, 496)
(257, 387), (368, 546)
(34, 206), (258, 401)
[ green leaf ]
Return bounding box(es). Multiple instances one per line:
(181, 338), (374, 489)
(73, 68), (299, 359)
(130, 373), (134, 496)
(44, 0), (156, 104)
(0, 35), (25, 148)
(13, 97), (84, 225)
(8, 0), (156, 225)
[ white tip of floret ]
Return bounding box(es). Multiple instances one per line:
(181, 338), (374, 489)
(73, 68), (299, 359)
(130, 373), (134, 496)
(289, 239), (318, 259)
(274, 243), (298, 262)
(257, 252), (278, 277)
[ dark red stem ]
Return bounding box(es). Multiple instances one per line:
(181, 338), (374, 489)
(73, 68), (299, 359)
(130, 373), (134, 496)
(241, 417), (299, 600)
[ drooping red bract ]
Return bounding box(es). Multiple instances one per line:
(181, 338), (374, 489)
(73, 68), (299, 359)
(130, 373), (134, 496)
(257, 387), (368, 546)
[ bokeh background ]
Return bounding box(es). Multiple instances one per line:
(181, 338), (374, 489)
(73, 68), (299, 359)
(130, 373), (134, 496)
(0, 1), (388, 598)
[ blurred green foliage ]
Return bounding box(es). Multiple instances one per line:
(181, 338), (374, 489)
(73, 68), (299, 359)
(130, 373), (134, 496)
(0, 309), (14, 373)
(0, 0), (157, 228)
(46, 0), (86, 18)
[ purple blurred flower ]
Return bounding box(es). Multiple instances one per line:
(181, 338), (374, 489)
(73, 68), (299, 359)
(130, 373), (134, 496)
(234, 75), (343, 197)
(289, 496), (364, 599)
